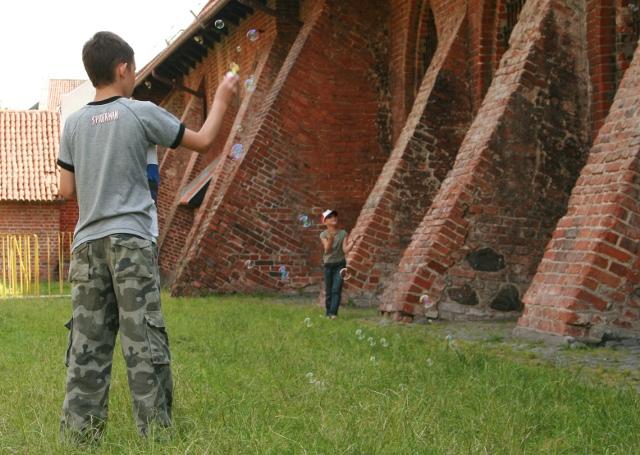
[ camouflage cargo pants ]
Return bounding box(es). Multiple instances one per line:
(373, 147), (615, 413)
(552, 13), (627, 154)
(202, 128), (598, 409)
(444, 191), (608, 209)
(60, 234), (173, 441)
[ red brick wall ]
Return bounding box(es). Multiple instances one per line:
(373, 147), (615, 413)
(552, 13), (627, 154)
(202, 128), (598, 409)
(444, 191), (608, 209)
(517, 16), (640, 341)
(0, 202), (69, 280)
(0, 202), (59, 233)
(585, 1), (640, 137)
(343, 0), (472, 306)
(157, 94), (205, 279)
(156, 9), (291, 282)
(146, 0), (640, 339)
(59, 199), (78, 233)
(171, 0), (392, 295)
(382, 0), (591, 320)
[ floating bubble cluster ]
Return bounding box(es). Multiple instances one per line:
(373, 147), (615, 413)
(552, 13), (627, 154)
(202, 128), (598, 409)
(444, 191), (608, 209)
(304, 317), (312, 328)
(214, 19), (225, 29)
(380, 337), (389, 348)
(247, 29), (259, 42)
(355, 329), (365, 341)
(368, 337), (376, 347)
(230, 143), (244, 160)
(244, 259), (255, 270)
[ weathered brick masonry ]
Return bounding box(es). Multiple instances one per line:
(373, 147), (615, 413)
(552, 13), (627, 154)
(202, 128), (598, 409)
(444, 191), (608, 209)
(517, 6), (640, 342)
(135, 0), (640, 341)
(382, 0), (591, 320)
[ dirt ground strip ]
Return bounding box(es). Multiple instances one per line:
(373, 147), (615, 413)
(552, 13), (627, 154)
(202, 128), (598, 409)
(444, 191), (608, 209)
(370, 316), (640, 391)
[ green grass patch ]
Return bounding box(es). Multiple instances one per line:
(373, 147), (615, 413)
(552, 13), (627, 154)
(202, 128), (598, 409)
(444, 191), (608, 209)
(0, 294), (639, 454)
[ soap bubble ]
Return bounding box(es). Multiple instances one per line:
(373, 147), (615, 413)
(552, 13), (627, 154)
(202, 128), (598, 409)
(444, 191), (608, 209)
(279, 265), (289, 281)
(214, 19), (225, 29)
(244, 259), (255, 269)
(305, 372), (314, 383)
(426, 358), (433, 367)
(298, 214), (312, 228)
(369, 355), (378, 365)
(236, 45), (242, 53)
(247, 29), (259, 42)
(420, 295), (430, 306)
(339, 268), (352, 281)
(368, 337), (376, 347)
(244, 76), (257, 92)
(356, 329), (365, 341)
(380, 337), (389, 348)
(445, 334), (456, 348)
(230, 143), (244, 160)
(304, 317), (312, 328)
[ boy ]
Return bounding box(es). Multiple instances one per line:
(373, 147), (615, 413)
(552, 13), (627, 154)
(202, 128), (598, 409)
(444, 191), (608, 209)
(57, 31), (238, 442)
(319, 210), (359, 318)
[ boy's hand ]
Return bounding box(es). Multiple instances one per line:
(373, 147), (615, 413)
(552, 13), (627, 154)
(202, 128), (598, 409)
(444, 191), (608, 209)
(215, 73), (240, 107)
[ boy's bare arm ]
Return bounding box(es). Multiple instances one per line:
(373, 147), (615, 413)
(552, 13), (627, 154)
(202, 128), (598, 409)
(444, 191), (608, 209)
(343, 233), (362, 254)
(59, 168), (77, 200)
(180, 74), (239, 154)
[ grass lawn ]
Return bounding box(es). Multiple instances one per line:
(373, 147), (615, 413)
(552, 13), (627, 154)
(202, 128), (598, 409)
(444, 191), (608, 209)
(0, 294), (639, 454)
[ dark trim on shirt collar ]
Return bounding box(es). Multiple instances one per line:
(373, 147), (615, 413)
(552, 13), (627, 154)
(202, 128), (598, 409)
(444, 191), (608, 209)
(88, 96), (123, 106)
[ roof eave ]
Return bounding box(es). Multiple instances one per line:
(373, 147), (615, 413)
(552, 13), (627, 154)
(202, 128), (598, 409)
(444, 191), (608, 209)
(135, 0), (232, 87)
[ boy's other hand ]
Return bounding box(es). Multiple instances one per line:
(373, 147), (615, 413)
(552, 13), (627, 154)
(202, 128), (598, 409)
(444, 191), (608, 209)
(215, 73), (240, 107)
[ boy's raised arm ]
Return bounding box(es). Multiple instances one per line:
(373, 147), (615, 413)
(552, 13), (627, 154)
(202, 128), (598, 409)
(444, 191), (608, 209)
(180, 74), (239, 154)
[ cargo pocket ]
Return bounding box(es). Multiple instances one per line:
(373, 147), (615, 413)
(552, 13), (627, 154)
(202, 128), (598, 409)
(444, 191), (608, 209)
(144, 311), (170, 365)
(113, 235), (154, 280)
(68, 243), (90, 282)
(64, 318), (73, 367)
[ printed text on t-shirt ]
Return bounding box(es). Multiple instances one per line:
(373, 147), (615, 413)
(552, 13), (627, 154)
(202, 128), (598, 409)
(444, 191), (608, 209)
(92, 110), (119, 126)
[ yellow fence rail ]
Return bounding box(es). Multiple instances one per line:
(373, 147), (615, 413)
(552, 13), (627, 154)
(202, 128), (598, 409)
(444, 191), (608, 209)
(0, 232), (73, 298)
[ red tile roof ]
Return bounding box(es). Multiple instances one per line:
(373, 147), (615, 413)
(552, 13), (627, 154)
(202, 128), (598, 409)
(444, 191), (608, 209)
(41, 79), (85, 111)
(0, 110), (60, 202)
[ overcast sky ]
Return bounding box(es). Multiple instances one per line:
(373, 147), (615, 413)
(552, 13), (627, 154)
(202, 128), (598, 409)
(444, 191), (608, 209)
(0, 0), (209, 109)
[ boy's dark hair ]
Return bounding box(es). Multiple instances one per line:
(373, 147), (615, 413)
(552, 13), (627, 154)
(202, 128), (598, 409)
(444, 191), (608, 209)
(82, 32), (135, 87)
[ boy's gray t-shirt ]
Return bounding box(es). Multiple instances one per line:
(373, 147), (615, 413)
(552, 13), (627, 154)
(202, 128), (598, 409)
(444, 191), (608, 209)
(57, 96), (184, 251)
(320, 229), (347, 264)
